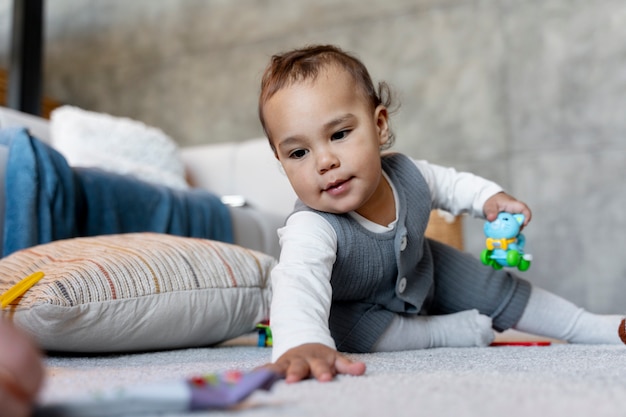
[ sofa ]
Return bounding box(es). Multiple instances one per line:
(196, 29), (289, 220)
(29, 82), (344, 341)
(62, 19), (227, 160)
(0, 105), (295, 260)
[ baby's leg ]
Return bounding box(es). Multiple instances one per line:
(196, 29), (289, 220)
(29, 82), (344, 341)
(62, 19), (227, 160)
(514, 286), (625, 344)
(427, 240), (531, 332)
(372, 309), (494, 352)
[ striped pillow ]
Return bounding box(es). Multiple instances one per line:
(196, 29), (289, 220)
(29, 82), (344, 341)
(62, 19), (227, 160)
(0, 233), (275, 353)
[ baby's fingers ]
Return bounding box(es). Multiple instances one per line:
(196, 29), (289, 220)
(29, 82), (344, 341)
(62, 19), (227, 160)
(285, 358), (319, 383)
(334, 356), (366, 377)
(307, 356), (366, 382)
(256, 360), (312, 383)
(280, 357), (351, 383)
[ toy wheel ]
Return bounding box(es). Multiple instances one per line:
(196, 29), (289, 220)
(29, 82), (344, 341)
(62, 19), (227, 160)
(480, 249), (492, 265)
(518, 259), (531, 272)
(506, 250), (521, 266)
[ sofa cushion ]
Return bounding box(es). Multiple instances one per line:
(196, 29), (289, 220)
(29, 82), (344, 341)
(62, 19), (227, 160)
(181, 138), (297, 219)
(0, 106), (51, 143)
(0, 233), (274, 353)
(50, 105), (189, 190)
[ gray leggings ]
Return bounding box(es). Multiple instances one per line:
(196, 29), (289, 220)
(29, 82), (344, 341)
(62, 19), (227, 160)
(426, 238), (531, 331)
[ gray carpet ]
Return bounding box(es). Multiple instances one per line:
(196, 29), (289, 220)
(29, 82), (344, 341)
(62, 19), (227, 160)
(35, 332), (626, 417)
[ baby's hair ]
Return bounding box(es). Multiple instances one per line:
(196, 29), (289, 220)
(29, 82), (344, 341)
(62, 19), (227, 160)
(258, 44), (397, 150)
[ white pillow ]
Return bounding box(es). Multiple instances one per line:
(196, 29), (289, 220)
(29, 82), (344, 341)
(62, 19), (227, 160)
(0, 233), (275, 353)
(50, 106), (189, 190)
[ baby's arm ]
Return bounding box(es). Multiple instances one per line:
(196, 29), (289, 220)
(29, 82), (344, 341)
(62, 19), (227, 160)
(264, 212), (365, 383)
(415, 160), (531, 224)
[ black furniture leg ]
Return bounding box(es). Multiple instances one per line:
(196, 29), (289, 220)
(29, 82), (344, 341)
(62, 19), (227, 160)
(7, 0), (44, 116)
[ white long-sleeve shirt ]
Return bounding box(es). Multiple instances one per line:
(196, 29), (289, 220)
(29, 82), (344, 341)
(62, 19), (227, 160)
(270, 157), (503, 361)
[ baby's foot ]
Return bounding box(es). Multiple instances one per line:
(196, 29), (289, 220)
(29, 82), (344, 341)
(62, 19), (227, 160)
(619, 319), (626, 344)
(429, 309), (495, 347)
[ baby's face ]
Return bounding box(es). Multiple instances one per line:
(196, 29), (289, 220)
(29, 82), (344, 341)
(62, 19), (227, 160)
(262, 66), (390, 215)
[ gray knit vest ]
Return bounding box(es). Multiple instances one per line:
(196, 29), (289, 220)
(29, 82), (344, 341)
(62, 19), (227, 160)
(293, 153), (434, 352)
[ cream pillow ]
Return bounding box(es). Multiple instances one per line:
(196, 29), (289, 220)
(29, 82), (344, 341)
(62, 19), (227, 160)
(50, 106), (189, 190)
(0, 233), (275, 353)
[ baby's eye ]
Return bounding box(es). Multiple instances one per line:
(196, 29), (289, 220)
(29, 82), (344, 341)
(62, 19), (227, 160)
(289, 149), (308, 159)
(331, 130), (349, 140)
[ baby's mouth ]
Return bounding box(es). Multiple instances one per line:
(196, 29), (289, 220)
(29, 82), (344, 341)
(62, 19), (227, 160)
(324, 179), (347, 191)
(323, 178), (352, 195)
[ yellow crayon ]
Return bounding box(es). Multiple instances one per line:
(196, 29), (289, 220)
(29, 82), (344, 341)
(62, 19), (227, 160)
(0, 271), (44, 309)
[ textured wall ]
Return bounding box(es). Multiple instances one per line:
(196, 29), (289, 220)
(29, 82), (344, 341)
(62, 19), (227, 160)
(1, 0), (626, 314)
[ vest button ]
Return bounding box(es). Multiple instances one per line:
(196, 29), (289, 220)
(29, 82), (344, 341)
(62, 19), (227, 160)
(398, 277), (407, 293)
(400, 236), (408, 251)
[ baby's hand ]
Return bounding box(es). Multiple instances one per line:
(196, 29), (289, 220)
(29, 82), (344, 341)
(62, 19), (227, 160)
(261, 343), (366, 383)
(483, 192), (532, 227)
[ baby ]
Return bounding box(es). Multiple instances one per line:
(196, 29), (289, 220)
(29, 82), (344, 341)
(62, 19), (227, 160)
(258, 44), (626, 383)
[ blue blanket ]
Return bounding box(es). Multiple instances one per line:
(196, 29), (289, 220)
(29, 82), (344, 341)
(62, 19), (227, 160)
(0, 127), (233, 257)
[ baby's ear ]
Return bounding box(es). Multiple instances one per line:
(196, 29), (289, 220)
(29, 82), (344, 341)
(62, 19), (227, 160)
(513, 214), (525, 226)
(375, 105), (390, 145)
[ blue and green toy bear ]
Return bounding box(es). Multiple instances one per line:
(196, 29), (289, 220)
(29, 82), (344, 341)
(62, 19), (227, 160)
(481, 212), (532, 271)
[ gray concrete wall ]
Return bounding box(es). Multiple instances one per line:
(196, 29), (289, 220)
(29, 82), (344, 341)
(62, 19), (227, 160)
(1, 0), (625, 314)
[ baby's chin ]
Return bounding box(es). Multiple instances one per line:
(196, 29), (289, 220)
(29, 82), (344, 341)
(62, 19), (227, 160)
(299, 193), (363, 214)
(307, 201), (355, 215)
